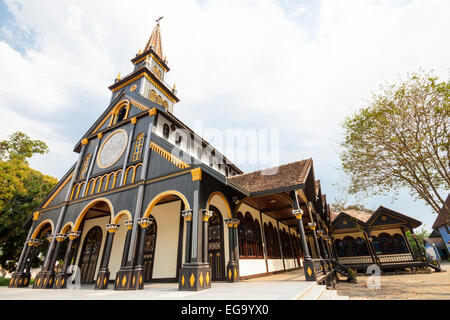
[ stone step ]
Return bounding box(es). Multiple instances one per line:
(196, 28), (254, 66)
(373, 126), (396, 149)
(334, 295), (350, 300)
(319, 289), (338, 300)
(300, 284), (327, 300)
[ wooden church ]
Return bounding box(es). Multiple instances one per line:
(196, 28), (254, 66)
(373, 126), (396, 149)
(8, 21), (437, 292)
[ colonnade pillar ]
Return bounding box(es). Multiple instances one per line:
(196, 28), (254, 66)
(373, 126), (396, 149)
(178, 169), (211, 291)
(309, 221), (322, 260)
(202, 210), (213, 264)
(33, 234), (66, 289)
(9, 238), (40, 288)
(95, 224), (120, 289)
(317, 230), (329, 259)
(290, 190), (315, 281)
(225, 218), (240, 282)
(9, 211), (41, 288)
(114, 220), (134, 290)
(54, 231), (80, 289)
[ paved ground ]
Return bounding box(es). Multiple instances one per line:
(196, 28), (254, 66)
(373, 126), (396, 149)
(336, 261), (450, 300)
(0, 270), (315, 300)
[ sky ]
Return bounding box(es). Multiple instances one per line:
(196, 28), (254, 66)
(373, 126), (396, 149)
(0, 0), (448, 231)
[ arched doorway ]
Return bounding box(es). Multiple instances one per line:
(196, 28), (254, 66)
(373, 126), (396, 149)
(79, 226), (103, 284)
(208, 205), (225, 281)
(143, 216), (157, 282)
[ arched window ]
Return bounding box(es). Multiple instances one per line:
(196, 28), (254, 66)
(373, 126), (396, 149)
(378, 233), (394, 255)
(153, 66), (160, 79)
(254, 220), (263, 257)
(157, 95), (163, 105)
(132, 133), (145, 161)
(343, 236), (357, 257)
(237, 212), (263, 258)
(175, 133), (182, 147)
(197, 147), (203, 161)
(393, 234), (409, 254)
(150, 90), (157, 102)
(281, 230), (290, 258)
(163, 124), (170, 139)
(79, 154), (92, 179)
(225, 167), (229, 177)
(355, 237), (369, 256)
(263, 223), (271, 258)
(334, 239), (346, 257)
(116, 106), (127, 123)
(237, 212), (245, 257)
(264, 222), (281, 259)
(372, 236), (382, 255)
(163, 100), (168, 108)
(271, 225), (281, 258)
(244, 213), (254, 257)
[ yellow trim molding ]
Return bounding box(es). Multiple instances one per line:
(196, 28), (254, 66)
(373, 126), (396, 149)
(206, 191), (232, 218)
(149, 107), (157, 117)
(31, 219), (54, 239)
(191, 168), (202, 181)
(73, 198), (115, 231)
(150, 142), (190, 169)
(42, 172), (74, 208)
(143, 190), (190, 219)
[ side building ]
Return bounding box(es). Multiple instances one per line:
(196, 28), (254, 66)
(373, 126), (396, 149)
(330, 206), (441, 272)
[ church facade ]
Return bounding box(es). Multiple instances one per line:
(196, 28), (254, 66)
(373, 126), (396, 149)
(8, 22), (436, 292)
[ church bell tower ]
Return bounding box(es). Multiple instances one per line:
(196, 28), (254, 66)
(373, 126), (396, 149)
(109, 17), (179, 113)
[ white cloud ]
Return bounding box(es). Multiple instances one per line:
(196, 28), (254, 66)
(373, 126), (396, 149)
(0, 0), (448, 228)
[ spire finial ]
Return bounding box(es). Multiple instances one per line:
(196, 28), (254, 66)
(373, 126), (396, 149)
(144, 18), (164, 59)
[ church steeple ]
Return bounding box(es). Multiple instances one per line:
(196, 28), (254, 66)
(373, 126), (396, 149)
(144, 17), (164, 60)
(109, 18), (179, 114)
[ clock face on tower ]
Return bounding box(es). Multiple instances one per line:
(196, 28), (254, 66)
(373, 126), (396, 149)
(97, 129), (128, 169)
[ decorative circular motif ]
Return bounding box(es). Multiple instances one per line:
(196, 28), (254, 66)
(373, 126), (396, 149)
(130, 84), (137, 92)
(97, 129), (128, 169)
(381, 215), (387, 221)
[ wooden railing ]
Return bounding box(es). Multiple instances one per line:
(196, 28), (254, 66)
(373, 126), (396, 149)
(377, 253), (414, 263)
(338, 256), (374, 265)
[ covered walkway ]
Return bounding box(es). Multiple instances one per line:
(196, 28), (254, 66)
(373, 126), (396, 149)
(2, 270), (317, 300)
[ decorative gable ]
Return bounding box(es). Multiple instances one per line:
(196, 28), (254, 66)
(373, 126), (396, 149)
(371, 213), (405, 226)
(334, 218), (357, 230)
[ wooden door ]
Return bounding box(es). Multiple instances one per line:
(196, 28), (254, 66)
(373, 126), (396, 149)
(143, 219), (157, 282)
(79, 226), (102, 284)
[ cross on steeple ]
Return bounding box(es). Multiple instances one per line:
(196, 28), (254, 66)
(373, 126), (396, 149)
(144, 19), (164, 59)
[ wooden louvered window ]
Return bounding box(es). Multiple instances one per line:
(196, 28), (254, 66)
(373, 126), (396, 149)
(132, 133), (145, 161)
(237, 212), (263, 259)
(163, 124), (170, 139)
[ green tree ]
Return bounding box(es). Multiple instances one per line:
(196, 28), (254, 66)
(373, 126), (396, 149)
(340, 70), (450, 222)
(406, 228), (429, 257)
(0, 132), (57, 271)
